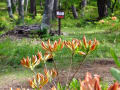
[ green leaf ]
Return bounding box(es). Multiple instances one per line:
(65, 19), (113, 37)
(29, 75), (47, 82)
(110, 67), (120, 82)
(101, 82), (109, 90)
(110, 48), (120, 67)
(57, 83), (65, 90)
(69, 78), (80, 90)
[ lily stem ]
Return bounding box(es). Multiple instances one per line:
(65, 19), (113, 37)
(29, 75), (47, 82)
(68, 54), (88, 85)
(66, 52), (74, 87)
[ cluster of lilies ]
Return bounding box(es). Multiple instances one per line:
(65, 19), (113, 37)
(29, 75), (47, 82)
(10, 72), (120, 90)
(20, 36), (100, 89)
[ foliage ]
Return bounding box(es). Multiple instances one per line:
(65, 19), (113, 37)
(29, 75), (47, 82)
(69, 78), (80, 90)
(110, 49), (120, 82)
(110, 49), (120, 67)
(110, 67), (120, 82)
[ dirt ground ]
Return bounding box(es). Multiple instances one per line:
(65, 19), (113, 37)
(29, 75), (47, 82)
(0, 60), (116, 90)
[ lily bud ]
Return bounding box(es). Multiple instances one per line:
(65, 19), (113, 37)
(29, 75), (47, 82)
(88, 40), (92, 46)
(26, 57), (30, 68)
(41, 41), (47, 50)
(83, 35), (87, 48)
(37, 51), (42, 61)
(58, 38), (61, 44)
(78, 51), (86, 55)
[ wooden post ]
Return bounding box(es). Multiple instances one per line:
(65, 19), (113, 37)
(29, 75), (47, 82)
(58, 1), (61, 35)
(58, 18), (61, 35)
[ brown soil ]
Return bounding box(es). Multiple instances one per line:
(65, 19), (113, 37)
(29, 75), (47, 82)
(0, 60), (116, 90)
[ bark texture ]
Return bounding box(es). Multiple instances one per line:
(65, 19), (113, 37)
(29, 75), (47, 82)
(7, 0), (14, 18)
(71, 5), (78, 19)
(25, 0), (29, 14)
(30, 0), (36, 18)
(81, 0), (87, 17)
(41, 0), (54, 30)
(97, 0), (108, 19)
(18, 0), (24, 22)
(52, 0), (58, 19)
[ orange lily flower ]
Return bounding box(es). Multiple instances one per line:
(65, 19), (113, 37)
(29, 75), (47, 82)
(21, 51), (51, 69)
(41, 38), (64, 53)
(83, 36), (99, 52)
(16, 88), (20, 90)
(64, 39), (80, 52)
(10, 88), (21, 90)
(108, 82), (120, 90)
(51, 86), (57, 90)
(90, 38), (99, 51)
(21, 56), (40, 69)
(29, 68), (57, 89)
(79, 72), (101, 90)
(78, 51), (86, 55)
(112, 16), (117, 20)
(83, 35), (87, 48)
(44, 68), (57, 79)
(50, 68), (58, 78)
(29, 73), (48, 89)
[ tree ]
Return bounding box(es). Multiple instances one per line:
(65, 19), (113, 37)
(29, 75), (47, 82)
(30, 0), (36, 18)
(11, 0), (16, 14)
(41, 0), (54, 31)
(97, 0), (108, 19)
(18, 0), (24, 22)
(7, 0), (14, 18)
(25, 0), (29, 14)
(71, 5), (78, 19)
(81, 0), (87, 17)
(52, 0), (58, 20)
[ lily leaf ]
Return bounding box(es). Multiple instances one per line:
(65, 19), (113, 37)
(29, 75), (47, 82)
(110, 48), (120, 67)
(110, 67), (120, 82)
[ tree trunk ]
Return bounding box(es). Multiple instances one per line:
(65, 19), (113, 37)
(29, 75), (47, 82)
(18, 0), (24, 22)
(81, 0), (87, 17)
(52, 0), (58, 20)
(41, 0), (54, 30)
(11, 0), (16, 14)
(25, 0), (28, 14)
(97, 0), (108, 19)
(30, 0), (36, 18)
(71, 5), (78, 19)
(107, 0), (111, 8)
(7, 0), (14, 18)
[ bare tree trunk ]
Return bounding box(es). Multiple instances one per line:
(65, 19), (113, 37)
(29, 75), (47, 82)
(25, 0), (28, 14)
(18, 0), (24, 22)
(11, 0), (16, 14)
(97, 0), (108, 19)
(52, 0), (58, 20)
(7, 0), (14, 18)
(30, 0), (36, 18)
(81, 0), (87, 17)
(41, 0), (54, 31)
(71, 5), (78, 19)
